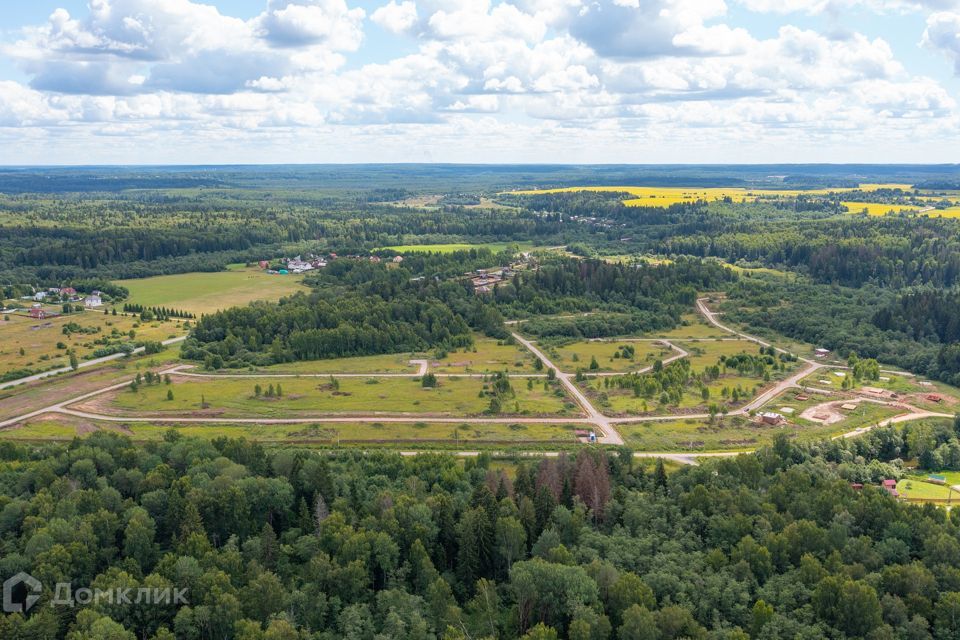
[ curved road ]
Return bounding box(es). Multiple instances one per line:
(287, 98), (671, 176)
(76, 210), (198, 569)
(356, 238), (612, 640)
(1, 297), (952, 464)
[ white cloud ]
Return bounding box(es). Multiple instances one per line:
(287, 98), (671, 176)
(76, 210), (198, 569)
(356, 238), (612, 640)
(922, 11), (960, 73)
(738, 0), (960, 14)
(371, 1), (418, 34)
(254, 0), (365, 49)
(0, 0), (957, 162)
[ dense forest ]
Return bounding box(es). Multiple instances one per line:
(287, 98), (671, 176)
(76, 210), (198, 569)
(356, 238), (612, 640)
(183, 255), (734, 368)
(5, 430), (960, 638)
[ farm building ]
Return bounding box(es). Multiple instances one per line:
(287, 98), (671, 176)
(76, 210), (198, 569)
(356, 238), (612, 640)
(28, 304), (48, 319)
(929, 474), (947, 485)
(814, 348), (830, 358)
(926, 394), (943, 403)
(882, 479), (899, 498)
(760, 412), (785, 425)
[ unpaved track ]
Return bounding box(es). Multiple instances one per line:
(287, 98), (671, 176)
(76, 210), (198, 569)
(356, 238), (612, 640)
(2, 295), (948, 464)
(0, 335), (187, 391)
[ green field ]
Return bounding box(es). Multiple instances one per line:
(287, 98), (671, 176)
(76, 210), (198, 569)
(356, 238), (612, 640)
(675, 338), (764, 368)
(648, 314), (732, 339)
(98, 374), (578, 418)
(545, 340), (673, 373)
(618, 412), (856, 452)
(0, 310), (181, 378)
(0, 417), (584, 446)
(897, 478), (958, 501)
(215, 352), (423, 374)
(115, 265), (307, 315)
(431, 337), (536, 373)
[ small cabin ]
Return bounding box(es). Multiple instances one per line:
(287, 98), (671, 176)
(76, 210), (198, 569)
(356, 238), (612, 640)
(760, 412), (784, 425)
(814, 348), (830, 358)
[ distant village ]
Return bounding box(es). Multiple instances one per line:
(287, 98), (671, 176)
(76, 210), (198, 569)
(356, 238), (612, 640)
(259, 251), (532, 296)
(0, 286), (106, 320)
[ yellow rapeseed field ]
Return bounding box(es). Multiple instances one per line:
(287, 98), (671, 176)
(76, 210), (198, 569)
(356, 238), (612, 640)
(509, 184), (960, 217)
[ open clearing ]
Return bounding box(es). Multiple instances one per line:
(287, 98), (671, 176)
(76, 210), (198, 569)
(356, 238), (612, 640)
(115, 265), (307, 315)
(87, 374), (579, 418)
(219, 352), (423, 374)
(544, 340), (673, 373)
(616, 414), (845, 451)
(431, 337), (536, 373)
(674, 338), (766, 368)
(0, 416), (585, 446)
(0, 310), (180, 379)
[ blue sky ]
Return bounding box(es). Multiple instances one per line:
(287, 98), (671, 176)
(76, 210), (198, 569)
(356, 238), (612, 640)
(1, 0), (959, 164)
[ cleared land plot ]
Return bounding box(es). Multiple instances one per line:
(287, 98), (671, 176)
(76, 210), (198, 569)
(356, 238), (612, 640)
(763, 389), (904, 432)
(115, 266), (306, 315)
(0, 416), (584, 445)
(545, 340), (673, 373)
(896, 478), (959, 502)
(675, 338), (765, 368)
(584, 374), (766, 416)
(431, 337), (536, 373)
(0, 346), (183, 422)
(89, 374), (579, 418)
(646, 314), (731, 340)
(617, 415), (841, 451)
(0, 310), (180, 379)
(216, 352), (422, 374)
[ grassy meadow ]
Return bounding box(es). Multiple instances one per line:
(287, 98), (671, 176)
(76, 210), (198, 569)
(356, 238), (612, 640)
(0, 310), (180, 379)
(99, 373), (579, 418)
(115, 265), (307, 315)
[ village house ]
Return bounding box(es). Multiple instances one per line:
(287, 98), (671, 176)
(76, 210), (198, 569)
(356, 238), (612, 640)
(28, 304), (48, 319)
(84, 291), (103, 307)
(882, 479), (899, 498)
(760, 412), (785, 425)
(286, 256), (314, 273)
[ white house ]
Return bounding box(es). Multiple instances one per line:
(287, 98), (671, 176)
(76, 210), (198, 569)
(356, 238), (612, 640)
(84, 292), (103, 307)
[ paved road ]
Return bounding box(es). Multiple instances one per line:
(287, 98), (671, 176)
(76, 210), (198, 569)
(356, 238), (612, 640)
(0, 335), (187, 391)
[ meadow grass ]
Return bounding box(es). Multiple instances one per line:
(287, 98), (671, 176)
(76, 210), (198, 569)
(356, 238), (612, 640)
(115, 266), (307, 315)
(104, 373), (578, 418)
(431, 337), (536, 373)
(545, 340), (673, 373)
(674, 338), (764, 368)
(0, 418), (584, 445)
(0, 310), (180, 378)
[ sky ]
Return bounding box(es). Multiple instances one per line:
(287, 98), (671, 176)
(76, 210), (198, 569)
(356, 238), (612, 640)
(1, 0), (960, 164)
